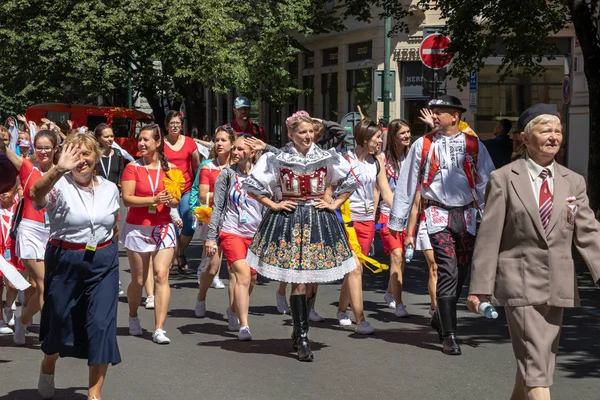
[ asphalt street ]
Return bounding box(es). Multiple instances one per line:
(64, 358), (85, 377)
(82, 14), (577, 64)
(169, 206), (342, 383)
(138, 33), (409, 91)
(1, 230), (600, 400)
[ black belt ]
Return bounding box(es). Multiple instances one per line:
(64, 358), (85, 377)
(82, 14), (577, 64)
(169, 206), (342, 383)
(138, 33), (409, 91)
(425, 200), (474, 211)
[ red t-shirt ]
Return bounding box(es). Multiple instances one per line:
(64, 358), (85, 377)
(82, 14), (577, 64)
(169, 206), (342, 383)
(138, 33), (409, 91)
(122, 162), (175, 226)
(1, 197), (24, 270)
(199, 163), (222, 193)
(230, 119), (266, 142)
(164, 136), (197, 194)
(19, 159), (45, 223)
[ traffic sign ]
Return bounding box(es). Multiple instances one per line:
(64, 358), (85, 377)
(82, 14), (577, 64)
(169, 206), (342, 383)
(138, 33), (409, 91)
(562, 75), (571, 104)
(340, 112), (362, 151)
(419, 34), (452, 70)
(469, 72), (478, 91)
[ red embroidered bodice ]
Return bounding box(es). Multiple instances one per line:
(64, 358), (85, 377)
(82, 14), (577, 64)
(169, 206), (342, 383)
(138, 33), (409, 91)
(280, 167), (327, 201)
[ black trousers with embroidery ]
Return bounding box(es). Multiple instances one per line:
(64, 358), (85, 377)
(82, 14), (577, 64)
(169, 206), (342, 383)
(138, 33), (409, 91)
(428, 208), (476, 301)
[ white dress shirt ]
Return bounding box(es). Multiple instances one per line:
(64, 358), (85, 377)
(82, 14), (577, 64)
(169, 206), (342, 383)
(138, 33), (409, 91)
(526, 156), (555, 204)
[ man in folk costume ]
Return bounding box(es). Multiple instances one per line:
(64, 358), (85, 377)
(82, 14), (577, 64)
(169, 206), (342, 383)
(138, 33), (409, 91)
(467, 104), (600, 399)
(388, 95), (495, 355)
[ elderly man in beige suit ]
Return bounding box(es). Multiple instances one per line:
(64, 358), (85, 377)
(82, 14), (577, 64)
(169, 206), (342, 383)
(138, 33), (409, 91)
(467, 103), (600, 400)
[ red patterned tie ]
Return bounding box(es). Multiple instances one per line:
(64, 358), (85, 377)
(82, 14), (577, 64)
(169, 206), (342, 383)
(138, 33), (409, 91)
(539, 169), (552, 230)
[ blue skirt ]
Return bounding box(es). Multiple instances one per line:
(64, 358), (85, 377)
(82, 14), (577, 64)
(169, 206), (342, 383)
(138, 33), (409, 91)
(40, 241), (121, 366)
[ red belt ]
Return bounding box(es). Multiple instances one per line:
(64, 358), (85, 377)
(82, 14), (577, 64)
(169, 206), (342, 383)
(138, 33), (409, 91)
(49, 239), (113, 251)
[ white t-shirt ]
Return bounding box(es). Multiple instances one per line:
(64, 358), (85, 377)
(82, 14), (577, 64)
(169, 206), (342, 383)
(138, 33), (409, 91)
(346, 151), (378, 222)
(380, 153), (405, 217)
(221, 171), (264, 239)
(42, 175), (120, 244)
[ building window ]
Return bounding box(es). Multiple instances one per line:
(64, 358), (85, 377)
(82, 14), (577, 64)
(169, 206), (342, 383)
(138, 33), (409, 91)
(348, 41), (372, 62)
(321, 72), (338, 121)
(347, 69), (372, 117)
(476, 65), (563, 137)
(304, 51), (315, 69)
(303, 75), (315, 116)
(322, 47), (339, 67)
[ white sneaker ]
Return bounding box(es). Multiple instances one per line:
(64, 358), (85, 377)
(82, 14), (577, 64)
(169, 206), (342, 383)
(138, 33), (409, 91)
(337, 311), (352, 326)
(128, 317), (143, 336)
(13, 318), (27, 345)
(395, 304), (409, 318)
(226, 307), (240, 331)
(355, 321), (376, 335)
(194, 300), (206, 318)
(384, 293), (396, 309)
(275, 292), (290, 314)
(4, 306), (14, 327)
(38, 363), (55, 399)
(145, 295), (155, 309)
(118, 281), (125, 296)
(238, 326), (252, 341)
(211, 276), (225, 289)
(0, 320), (13, 334)
(152, 329), (171, 344)
(11, 299), (17, 310)
(309, 309), (325, 322)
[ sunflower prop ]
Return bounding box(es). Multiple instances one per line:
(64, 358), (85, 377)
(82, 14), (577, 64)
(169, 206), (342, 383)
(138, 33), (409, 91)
(459, 121), (478, 137)
(339, 200), (389, 274)
(164, 169), (185, 200)
(194, 206), (212, 224)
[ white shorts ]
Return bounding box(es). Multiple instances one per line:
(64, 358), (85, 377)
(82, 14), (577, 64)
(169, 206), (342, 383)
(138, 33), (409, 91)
(415, 220), (432, 251)
(120, 223), (177, 253)
(16, 220), (50, 260)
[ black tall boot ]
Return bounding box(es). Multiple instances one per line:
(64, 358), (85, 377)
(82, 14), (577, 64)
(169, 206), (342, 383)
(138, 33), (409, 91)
(430, 310), (443, 342)
(290, 295), (314, 362)
(437, 296), (461, 356)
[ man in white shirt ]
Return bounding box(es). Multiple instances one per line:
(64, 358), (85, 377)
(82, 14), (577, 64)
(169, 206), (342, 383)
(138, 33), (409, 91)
(389, 95), (495, 355)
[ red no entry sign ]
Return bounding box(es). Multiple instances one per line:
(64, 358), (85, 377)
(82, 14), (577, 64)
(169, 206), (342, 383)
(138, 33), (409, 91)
(419, 34), (452, 70)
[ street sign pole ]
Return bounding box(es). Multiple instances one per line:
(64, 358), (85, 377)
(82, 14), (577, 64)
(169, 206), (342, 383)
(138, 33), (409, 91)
(383, 15), (391, 121)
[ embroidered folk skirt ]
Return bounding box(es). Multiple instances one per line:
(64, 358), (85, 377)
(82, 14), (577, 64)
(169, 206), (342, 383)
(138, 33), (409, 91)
(246, 205), (356, 283)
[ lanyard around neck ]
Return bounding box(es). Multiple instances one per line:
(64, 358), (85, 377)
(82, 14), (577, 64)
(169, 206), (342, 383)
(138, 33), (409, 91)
(73, 177), (96, 234)
(143, 159), (161, 196)
(100, 154), (112, 179)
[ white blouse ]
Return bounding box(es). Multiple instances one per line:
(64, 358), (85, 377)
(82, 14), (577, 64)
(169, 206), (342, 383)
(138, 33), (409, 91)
(346, 151), (378, 222)
(39, 175), (120, 244)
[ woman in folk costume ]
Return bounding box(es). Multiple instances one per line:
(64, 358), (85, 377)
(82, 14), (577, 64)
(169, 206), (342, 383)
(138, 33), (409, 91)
(243, 111), (357, 361)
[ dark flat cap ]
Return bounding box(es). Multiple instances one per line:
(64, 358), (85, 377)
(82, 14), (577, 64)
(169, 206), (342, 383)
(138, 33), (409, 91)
(518, 103), (559, 132)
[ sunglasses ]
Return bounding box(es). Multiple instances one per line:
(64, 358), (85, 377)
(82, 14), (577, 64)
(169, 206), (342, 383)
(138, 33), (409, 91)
(215, 124), (235, 134)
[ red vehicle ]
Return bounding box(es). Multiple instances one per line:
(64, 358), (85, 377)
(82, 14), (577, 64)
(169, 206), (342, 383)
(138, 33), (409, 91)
(26, 103), (154, 157)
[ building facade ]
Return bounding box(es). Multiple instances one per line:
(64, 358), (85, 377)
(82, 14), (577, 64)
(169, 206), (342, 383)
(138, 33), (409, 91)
(207, 4), (591, 177)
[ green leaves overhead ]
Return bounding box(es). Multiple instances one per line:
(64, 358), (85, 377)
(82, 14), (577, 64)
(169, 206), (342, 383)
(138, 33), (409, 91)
(0, 0), (368, 116)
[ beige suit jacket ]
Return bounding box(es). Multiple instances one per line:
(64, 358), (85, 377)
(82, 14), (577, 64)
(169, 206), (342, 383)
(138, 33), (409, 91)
(469, 158), (600, 307)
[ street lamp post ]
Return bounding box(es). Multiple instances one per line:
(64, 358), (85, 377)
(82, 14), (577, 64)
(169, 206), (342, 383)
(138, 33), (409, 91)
(383, 15), (391, 121)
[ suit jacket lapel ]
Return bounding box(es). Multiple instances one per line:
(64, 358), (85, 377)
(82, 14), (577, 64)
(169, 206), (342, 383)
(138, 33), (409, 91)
(510, 159), (547, 241)
(546, 164), (569, 236)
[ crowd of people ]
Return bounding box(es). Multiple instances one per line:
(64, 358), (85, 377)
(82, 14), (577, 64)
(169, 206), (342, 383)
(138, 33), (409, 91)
(1, 94), (599, 400)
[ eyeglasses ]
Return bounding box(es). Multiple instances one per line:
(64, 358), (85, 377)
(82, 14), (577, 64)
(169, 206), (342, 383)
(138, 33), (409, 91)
(35, 147), (54, 153)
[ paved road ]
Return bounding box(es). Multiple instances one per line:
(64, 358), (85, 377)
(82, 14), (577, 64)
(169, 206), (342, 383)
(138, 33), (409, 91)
(1, 232), (600, 399)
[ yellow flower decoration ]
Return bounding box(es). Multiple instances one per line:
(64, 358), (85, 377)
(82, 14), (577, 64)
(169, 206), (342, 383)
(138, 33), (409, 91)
(164, 169), (185, 200)
(194, 206), (212, 224)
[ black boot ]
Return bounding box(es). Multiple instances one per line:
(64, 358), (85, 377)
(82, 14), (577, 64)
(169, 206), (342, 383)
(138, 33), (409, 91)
(430, 310), (443, 342)
(437, 296), (461, 356)
(290, 295), (314, 361)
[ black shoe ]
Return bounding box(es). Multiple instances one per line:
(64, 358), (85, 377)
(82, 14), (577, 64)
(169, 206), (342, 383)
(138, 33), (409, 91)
(437, 296), (462, 356)
(442, 333), (461, 355)
(290, 294), (314, 362)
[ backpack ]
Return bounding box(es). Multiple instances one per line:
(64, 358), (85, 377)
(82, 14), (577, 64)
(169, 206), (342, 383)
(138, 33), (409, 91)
(419, 132), (481, 211)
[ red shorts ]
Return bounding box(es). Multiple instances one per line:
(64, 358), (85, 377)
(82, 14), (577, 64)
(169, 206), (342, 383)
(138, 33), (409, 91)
(378, 214), (406, 256)
(219, 231), (257, 275)
(353, 220), (375, 254)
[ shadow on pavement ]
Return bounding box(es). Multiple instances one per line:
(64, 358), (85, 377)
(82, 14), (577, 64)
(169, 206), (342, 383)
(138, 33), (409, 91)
(177, 322), (232, 337)
(0, 387), (87, 399)
(198, 338), (328, 360)
(115, 327), (154, 342)
(169, 308), (224, 321)
(0, 334), (41, 350)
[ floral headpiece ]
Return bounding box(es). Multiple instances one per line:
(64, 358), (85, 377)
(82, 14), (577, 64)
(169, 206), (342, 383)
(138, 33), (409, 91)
(285, 110), (310, 127)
